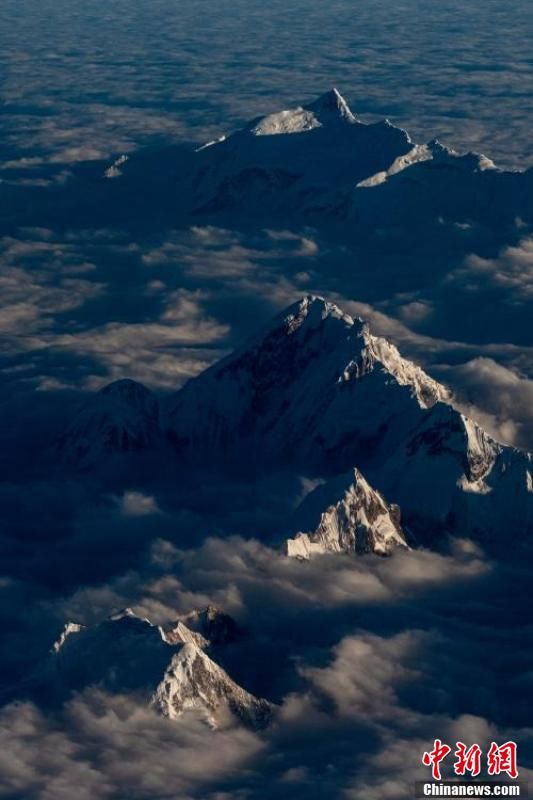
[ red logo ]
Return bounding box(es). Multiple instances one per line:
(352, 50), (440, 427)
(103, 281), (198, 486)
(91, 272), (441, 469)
(422, 740), (519, 780)
(422, 740), (452, 781)
(454, 742), (482, 777)
(487, 741), (519, 780)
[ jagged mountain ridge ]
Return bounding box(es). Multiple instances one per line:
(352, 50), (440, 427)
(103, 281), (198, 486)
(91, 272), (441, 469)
(191, 88), (414, 217)
(285, 468), (409, 559)
(166, 295), (449, 472)
(166, 296), (532, 545)
(47, 608), (271, 729)
(184, 88), (533, 225)
(163, 605), (242, 648)
(57, 296), (532, 548)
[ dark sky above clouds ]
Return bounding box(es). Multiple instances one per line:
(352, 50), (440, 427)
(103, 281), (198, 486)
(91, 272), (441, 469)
(0, 2), (532, 798)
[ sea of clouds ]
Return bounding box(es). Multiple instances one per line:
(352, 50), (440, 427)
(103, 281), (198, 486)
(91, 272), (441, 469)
(0, 1), (532, 797)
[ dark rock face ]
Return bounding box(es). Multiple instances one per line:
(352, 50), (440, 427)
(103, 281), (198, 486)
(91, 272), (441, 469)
(286, 468), (409, 559)
(166, 297), (532, 547)
(40, 609), (272, 730)
(56, 379), (161, 469)
(200, 605), (243, 646)
(55, 297), (533, 548)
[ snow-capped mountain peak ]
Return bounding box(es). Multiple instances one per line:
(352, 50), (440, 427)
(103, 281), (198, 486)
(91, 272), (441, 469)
(179, 88), (533, 223)
(167, 295), (448, 469)
(167, 296), (532, 546)
(286, 467), (408, 559)
(48, 608), (271, 729)
(245, 88), (356, 138)
(306, 87), (357, 122)
(153, 641), (272, 729)
(242, 295), (446, 409)
(189, 89), (417, 216)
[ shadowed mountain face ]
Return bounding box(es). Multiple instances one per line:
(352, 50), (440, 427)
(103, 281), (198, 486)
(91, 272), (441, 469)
(285, 468), (409, 559)
(1, 62), (533, 799)
(181, 89), (533, 228)
(59, 296), (532, 551)
(0, 0), (532, 793)
(56, 379), (162, 470)
(39, 608), (272, 730)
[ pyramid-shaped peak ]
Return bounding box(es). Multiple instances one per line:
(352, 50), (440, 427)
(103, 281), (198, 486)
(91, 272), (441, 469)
(287, 294), (356, 325)
(57, 378), (162, 470)
(306, 88), (356, 121)
(285, 464), (408, 559)
(237, 294), (367, 359)
(276, 295), (366, 339)
(154, 641), (273, 728)
(100, 378), (155, 403)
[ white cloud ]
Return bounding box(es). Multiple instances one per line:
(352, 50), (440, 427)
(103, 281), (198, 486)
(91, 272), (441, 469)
(453, 238), (533, 300)
(119, 491), (160, 518)
(0, 691), (264, 800)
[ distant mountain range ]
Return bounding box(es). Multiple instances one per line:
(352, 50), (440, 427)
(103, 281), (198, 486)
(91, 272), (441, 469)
(58, 296), (532, 553)
(38, 607), (271, 730)
(28, 91), (533, 737)
(182, 88), (533, 227)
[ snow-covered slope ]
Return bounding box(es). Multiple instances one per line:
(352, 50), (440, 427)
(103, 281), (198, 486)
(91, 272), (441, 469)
(168, 296), (532, 545)
(286, 468), (408, 559)
(56, 379), (162, 469)
(153, 641), (271, 728)
(49, 608), (271, 729)
(187, 89), (533, 224)
(379, 402), (532, 545)
(167, 295), (448, 472)
(350, 138), (532, 229)
(190, 88), (415, 218)
(162, 620), (209, 649)
(55, 297), (532, 547)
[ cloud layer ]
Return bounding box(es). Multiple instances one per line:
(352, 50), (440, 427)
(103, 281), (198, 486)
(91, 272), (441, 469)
(0, 3), (532, 796)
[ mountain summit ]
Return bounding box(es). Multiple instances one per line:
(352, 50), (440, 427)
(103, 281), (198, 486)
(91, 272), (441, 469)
(286, 467), (409, 558)
(56, 379), (162, 470)
(167, 295), (448, 471)
(48, 609), (271, 729)
(247, 88), (357, 137)
(190, 90), (414, 216)
(187, 90), (533, 224)
(57, 296), (532, 549)
(167, 296), (532, 546)
(307, 87), (356, 121)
